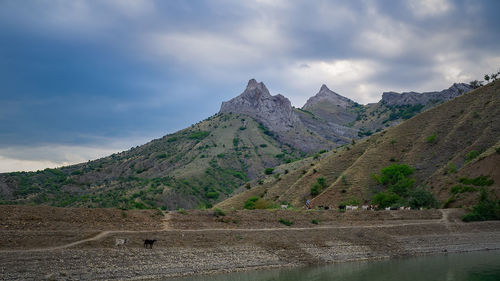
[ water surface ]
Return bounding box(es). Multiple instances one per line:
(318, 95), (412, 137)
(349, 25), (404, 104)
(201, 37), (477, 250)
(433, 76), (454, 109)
(172, 250), (500, 281)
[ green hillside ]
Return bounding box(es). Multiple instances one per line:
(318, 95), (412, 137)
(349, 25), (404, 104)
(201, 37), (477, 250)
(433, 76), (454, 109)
(0, 113), (302, 210)
(217, 81), (500, 210)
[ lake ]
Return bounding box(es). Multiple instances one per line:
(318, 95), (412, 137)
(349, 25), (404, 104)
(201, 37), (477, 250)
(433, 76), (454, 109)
(171, 250), (500, 281)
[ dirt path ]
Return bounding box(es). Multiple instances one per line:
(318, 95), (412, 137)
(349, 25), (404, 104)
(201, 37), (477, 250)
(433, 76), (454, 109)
(0, 219), (448, 253)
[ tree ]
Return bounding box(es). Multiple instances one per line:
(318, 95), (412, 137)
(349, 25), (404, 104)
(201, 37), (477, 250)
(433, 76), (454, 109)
(469, 80), (483, 89)
(374, 164), (415, 196)
(491, 73), (498, 81)
(484, 74), (490, 83)
(371, 191), (400, 208)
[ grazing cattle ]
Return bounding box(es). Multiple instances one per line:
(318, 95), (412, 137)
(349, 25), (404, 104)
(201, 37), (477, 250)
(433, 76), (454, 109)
(115, 238), (128, 247)
(390, 206), (398, 210)
(144, 239), (157, 249)
(324, 206), (330, 210)
(351, 206), (358, 211)
(362, 205), (369, 210)
(405, 207), (411, 210)
(338, 205), (346, 210)
(399, 207), (405, 210)
(385, 207), (390, 211)
(280, 204), (288, 209)
(346, 205), (352, 210)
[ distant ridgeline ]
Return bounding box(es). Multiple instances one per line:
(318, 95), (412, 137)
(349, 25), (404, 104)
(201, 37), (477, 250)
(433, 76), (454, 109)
(0, 79), (478, 210)
(216, 80), (499, 214)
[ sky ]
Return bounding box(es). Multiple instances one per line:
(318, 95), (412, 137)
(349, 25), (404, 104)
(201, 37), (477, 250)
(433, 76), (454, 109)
(0, 0), (499, 172)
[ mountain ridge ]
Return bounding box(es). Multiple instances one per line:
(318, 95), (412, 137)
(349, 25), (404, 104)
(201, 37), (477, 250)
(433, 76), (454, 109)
(0, 79), (480, 210)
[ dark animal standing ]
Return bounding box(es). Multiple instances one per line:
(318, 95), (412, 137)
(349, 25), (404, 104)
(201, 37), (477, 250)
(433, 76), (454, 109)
(144, 239), (157, 249)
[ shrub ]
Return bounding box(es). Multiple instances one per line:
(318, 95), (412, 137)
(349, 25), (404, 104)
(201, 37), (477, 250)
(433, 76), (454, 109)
(426, 133), (437, 143)
(465, 150), (480, 162)
(205, 191), (219, 199)
(259, 144), (267, 148)
(233, 137), (240, 147)
(244, 196), (259, 209)
(214, 208), (226, 217)
(311, 219), (319, 225)
(264, 168), (274, 175)
(371, 192), (400, 208)
(442, 196), (456, 208)
(177, 208), (187, 214)
(310, 177), (327, 196)
(408, 188), (437, 209)
(167, 136), (178, 142)
(253, 199), (270, 209)
(188, 131), (210, 140)
(310, 183), (322, 196)
(448, 163), (457, 174)
(458, 176), (494, 186)
(279, 218), (293, 226)
(450, 185), (477, 194)
(462, 189), (500, 222)
(374, 164), (415, 196)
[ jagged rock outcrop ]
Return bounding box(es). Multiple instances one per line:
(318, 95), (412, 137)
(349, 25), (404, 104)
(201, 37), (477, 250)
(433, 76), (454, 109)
(220, 79), (335, 153)
(219, 79), (299, 132)
(381, 83), (473, 106)
(303, 84), (354, 110)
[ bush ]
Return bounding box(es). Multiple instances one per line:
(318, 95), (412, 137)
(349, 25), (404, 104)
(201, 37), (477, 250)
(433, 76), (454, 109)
(311, 219), (319, 225)
(310, 177), (327, 196)
(374, 164), (415, 196)
(244, 196), (259, 209)
(465, 150), (480, 162)
(214, 208), (226, 217)
(462, 189), (500, 222)
(205, 191), (219, 199)
(264, 168), (274, 175)
(458, 176), (494, 186)
(448, 163), (457, 174)
(371, 192), (400, 208)
(259, 144), (267, 148)
(177, 208), (187, 214)
(450, 184), (477, 194)
(426, 133), (437, 143)
(188, 131), (210, 140)
(408, 188), (437, 209)
(279, 218), (293, 226)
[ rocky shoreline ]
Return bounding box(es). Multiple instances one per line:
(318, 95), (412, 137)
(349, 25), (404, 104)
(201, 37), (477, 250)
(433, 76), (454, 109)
(0, 208), (499, 280)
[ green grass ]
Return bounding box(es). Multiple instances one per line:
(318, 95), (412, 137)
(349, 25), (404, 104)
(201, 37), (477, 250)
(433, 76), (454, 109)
(279, 218), (294, 226)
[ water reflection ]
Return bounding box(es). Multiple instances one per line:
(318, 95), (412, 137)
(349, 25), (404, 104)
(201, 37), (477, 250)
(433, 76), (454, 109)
(171, 250), (500, 281)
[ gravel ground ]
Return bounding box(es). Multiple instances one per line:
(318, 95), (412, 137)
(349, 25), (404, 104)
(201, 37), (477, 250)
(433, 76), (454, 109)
(0, 208), (499, 280)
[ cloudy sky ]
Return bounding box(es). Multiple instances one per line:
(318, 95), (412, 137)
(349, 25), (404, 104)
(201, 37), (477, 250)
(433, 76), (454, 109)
(1, 0), (499, 172)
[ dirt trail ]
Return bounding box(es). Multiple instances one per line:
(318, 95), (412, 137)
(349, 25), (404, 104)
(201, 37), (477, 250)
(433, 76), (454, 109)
(0, 219), (448, 253)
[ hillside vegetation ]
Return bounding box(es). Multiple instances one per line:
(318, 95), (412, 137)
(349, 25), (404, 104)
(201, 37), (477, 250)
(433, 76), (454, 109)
(217, 81), (500, 210)
(0, 114), (302, 210)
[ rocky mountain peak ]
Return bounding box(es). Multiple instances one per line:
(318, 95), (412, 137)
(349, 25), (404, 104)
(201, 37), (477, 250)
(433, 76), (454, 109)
(303, 84), (354, 110)
(219, 79), (298, 131)
(381, 83), (473, 106)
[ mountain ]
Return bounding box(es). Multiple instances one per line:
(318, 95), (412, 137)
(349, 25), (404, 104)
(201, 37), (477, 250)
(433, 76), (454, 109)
(0, 79), (478, 210)
(216, 80), (499, 210)
(0, 112), (303, 210)
(220, 79), (335, 153)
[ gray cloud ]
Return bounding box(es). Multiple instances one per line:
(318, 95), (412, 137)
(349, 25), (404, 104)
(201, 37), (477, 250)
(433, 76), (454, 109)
(0, 0), (499, 171)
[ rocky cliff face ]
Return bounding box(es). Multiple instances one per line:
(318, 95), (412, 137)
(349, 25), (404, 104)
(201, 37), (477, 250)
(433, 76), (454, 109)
(303, 84), (354, 110)
(219, 79), (298, 132)
(381, 83), (473, 106)
(220, 79), (335, 153)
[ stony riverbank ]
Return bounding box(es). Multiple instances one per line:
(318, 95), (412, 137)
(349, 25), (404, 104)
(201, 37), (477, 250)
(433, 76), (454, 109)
(0, 206), (499, 280)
